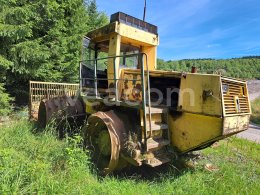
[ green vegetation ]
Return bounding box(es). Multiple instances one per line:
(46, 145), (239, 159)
(251, 98), (260, 125)
(0, 84), (13, 116)
(1, 0), (260, 115)
(0, 0), (108, 112)
(1, 2), (259, 193)
(158, 57), (260, 79)
(0, 119), (259, 194)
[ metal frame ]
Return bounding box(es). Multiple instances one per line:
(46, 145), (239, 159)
(80, 52), (152, 149)
(29, 81), (79, 120)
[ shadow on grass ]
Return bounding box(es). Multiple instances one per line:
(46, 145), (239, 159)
(108, 152), (203, 182)
(33, 115), (86, 139)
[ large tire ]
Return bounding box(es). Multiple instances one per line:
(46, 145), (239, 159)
(82, 110), (128, 175)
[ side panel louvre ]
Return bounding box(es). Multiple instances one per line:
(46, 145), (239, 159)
(221, 78), (251, 116)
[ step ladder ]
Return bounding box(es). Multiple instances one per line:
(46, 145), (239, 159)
(141, 106), (171, 167)
(137, 53), (171, 167)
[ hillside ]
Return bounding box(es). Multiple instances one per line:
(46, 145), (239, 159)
(157, 57), (260, 79)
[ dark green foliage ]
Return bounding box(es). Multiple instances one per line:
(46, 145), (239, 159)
(157, 57), (260, 79)
(0, 84), (13, 116)
(87, 0), (107, 31)
(0, 0), (108, 110)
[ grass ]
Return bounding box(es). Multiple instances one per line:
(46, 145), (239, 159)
(0, 119), (260, 194)
(251, 98), (260, 125)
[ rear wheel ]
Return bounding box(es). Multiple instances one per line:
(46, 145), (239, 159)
(38, 96), (85, 130)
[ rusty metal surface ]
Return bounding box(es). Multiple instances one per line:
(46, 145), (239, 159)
(38, 96), (85, 128)
(86, 22), (117, 43)
(110, 12), (158, 35)
(85, 110), (127, 174)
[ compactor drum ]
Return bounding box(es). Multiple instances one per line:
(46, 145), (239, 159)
(30, 12), (251, 174)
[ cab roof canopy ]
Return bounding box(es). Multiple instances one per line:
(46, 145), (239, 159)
(86, 12), (159, 47)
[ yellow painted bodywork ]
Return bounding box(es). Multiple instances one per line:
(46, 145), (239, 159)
(119, 70), (143, 102)
(221, 77), (251, 116)
(169, 75), (251, 153)
(169, 72), (225, 152)
(85, 99), (96, 114)
(87, 21), (159, 88)
(223, 115), (250, 135)
(84, 19), (252, 154)
(118, 69), (182, 102)
(87, 22), (159, 46)
(117, 22), (159, 46)
(107, 33), (121, 86)
(169, 112), (222, 152)
(141, 46), (157, 71)
(179, 73), (222, 116)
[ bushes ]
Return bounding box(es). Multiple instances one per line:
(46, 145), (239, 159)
(0, 83), (12, 116)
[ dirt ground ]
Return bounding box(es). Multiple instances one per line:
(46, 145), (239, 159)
(247, 80), (260, 101)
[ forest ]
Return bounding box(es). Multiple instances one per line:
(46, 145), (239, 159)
(0, 0), (107, 115)
(158, 57), (260, 79)
(0, 0), (259, 115)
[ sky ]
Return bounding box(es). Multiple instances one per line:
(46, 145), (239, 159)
(96, 0), (260, 60)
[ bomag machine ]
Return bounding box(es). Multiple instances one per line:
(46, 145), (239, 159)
(30, 12), (251, 174)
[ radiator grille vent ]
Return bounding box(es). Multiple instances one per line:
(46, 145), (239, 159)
(222, 78), (250, 115)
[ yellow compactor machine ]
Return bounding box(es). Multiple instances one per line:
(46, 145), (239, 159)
(30, 12), (251, 174)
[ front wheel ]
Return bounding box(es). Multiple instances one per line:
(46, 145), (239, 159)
(82, 110), (127, 175)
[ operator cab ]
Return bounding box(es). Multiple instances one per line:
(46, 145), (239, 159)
(80, 12), (181, 108)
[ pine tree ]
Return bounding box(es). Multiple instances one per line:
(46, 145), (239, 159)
(0, 0), (108, 108)
(86, 0), (108, 31)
